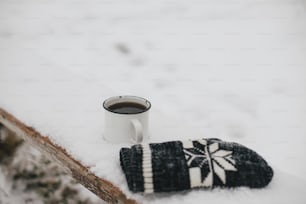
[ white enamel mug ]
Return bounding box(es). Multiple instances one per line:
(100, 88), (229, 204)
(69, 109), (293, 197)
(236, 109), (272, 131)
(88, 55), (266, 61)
(103, 96), (151, 144)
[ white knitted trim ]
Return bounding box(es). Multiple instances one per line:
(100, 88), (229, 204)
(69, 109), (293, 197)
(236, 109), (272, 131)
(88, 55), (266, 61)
(142, 144), (154, 193)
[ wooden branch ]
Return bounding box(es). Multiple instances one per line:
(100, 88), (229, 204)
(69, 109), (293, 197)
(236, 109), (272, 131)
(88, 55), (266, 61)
(0, 108), (137, 204)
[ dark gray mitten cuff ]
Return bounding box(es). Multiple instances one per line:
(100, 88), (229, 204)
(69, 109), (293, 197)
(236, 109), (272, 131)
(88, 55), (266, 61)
(120, 138), (273, 193)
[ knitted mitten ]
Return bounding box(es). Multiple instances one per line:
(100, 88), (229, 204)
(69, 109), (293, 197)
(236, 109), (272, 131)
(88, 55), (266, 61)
(120, 138), (273, 193)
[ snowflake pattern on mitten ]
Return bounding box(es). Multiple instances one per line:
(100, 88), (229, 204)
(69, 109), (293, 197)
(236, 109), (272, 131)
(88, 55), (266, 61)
(183, 139), (237, 188)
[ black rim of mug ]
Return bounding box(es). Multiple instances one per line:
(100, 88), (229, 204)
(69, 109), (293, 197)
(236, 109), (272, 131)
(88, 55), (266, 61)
(103, 95), (151, 115)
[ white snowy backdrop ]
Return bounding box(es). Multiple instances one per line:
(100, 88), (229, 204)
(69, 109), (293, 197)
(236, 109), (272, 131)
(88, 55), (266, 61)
(0, 0), (306, 203)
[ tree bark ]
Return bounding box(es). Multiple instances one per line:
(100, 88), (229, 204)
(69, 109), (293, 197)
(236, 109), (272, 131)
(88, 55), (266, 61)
(0, 108), (137, 204)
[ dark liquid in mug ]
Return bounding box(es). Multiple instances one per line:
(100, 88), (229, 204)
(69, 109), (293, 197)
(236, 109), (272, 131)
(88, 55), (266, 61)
(108, 102), (147, 114)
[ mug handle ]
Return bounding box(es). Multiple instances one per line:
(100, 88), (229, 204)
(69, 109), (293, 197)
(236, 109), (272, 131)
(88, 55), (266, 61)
(131, 119), (143, 144)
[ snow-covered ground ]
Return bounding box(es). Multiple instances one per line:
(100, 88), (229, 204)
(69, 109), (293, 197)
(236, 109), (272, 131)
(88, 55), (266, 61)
(0, 129), (102, 204)
(0, 0), (306, 203)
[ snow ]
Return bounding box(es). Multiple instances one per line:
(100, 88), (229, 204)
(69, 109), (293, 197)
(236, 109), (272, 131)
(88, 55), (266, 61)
(0, 139), (103, 204)
(1, 0), (306, 203)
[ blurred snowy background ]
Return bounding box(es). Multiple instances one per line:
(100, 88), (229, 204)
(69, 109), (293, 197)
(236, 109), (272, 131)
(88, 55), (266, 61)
(0, 127), (102, 204)
(0, 0), (306, 203)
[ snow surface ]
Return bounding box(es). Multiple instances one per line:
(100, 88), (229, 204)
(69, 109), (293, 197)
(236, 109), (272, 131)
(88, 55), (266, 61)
(0, 0), (306, 203)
